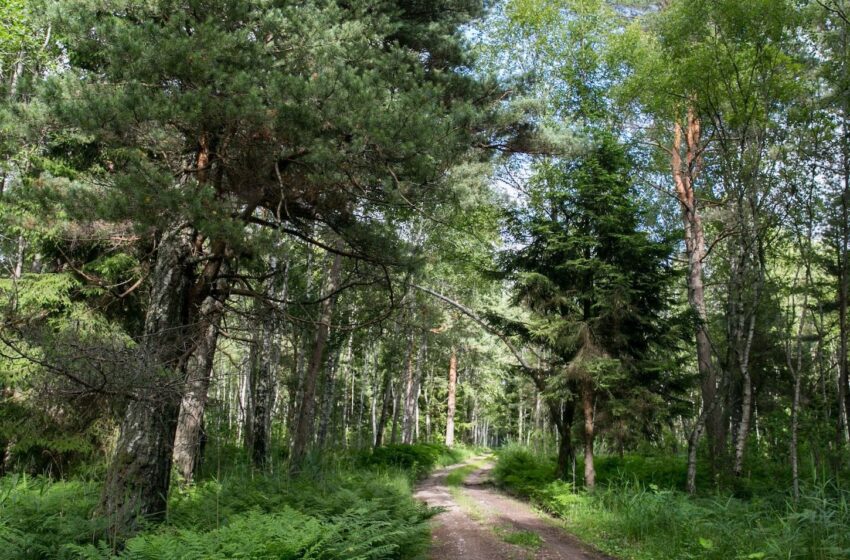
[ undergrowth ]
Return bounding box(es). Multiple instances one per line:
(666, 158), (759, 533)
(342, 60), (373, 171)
(357, 443), (473, 479)
(0, 443), (470, 560)
(493, 444), (850, 560)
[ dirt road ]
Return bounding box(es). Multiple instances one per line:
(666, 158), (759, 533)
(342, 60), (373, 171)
(413, 459), (614, 560)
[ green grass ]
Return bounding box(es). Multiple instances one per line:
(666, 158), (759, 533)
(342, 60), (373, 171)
(445, 464), (477, 486)
(450, 487), (487, 522)
(445, 456), (491, 487)
(495, 527), (543, 550)
(493, 444), (850, 560)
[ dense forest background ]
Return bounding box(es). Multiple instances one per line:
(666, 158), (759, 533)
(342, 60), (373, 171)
(2, 0), (850, 558)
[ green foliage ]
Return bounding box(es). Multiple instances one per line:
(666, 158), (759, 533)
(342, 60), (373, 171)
(0, 476), (103, 559)
(357, 443), (471, 479)
(0, 460), (437, 560)
(492, 444), (556, 496)
(494, 446), (850, 560)
(0, 400), (97, 475)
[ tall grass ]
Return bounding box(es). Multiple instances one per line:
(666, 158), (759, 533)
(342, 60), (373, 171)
(493, 445), (850, 560)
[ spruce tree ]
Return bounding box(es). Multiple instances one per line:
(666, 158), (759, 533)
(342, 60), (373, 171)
(502, 131), (679, 484)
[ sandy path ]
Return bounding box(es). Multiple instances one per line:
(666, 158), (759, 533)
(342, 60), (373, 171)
(413, 459), (614, 560)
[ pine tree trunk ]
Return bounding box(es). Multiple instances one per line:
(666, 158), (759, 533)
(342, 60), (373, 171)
(101, 225), (195, 538)
(445, 347), (458, 447)
(289, 248), (343, 472)
(673, 109), (722, 487)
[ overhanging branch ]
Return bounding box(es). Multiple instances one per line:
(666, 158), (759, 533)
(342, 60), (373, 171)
(410, 283), (538, 373)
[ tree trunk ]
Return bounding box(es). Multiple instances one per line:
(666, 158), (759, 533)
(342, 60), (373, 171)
(317, 350), (338, 448)
(424, 365), (432, 441)
(686, 409), (706, 495)
(246, 318), (279, 468)
(551, 399), (576, 481)
(286, 245), (316, 440)
(245, 256), (288, 469)
(839, 185), (850, 447)
(403, 335), (425, 444)
(445, 347), (458, 447)
(518, 387), (524, 445)
(390, 378), (402, 444)
(732, 311), (757, 476)
(673, 108), (722, 486)
(289, 247), (343, 472)
(101, 225), (196, 538)
(375, 367), (393, 447)
(788, 267), (810, 503)
(581, 381), (595, 489)
(400, 334), (416, 444)
(172, 277), (227, 482)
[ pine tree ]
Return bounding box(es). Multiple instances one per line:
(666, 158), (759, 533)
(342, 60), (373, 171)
(35, 0), (493, 536)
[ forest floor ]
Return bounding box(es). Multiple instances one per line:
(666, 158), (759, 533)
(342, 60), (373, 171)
(414, 457), (613, 560)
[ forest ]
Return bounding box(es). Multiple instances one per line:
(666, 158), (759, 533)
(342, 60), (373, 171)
(2, 0), (850, 559)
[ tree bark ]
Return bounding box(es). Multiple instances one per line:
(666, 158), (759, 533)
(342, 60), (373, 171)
(732, 310), (758, 476)
(100, 224), (197, 538)
(317, 350), (338, 448)
(423, 365), (432, 441)
(246, 315), (279, 468)
(839, 159), (850, 447)
(286, 245), (316, 441)
(289, 247), (343, 472)
(581, 380), (596, 489)
(673, 108), (722, 486)
(172, 273), (228, 482)
(551, 398), (576, 481)
(374, 367), (393, 447)
(390, 377), (402, 444)
(403, 335), (424, 444)
(445, 346), (458, 447)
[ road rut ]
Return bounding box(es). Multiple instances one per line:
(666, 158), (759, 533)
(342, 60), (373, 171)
(413, 459), (614, 560)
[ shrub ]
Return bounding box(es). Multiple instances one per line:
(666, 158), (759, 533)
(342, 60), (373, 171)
(492, 444), (555, 497)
